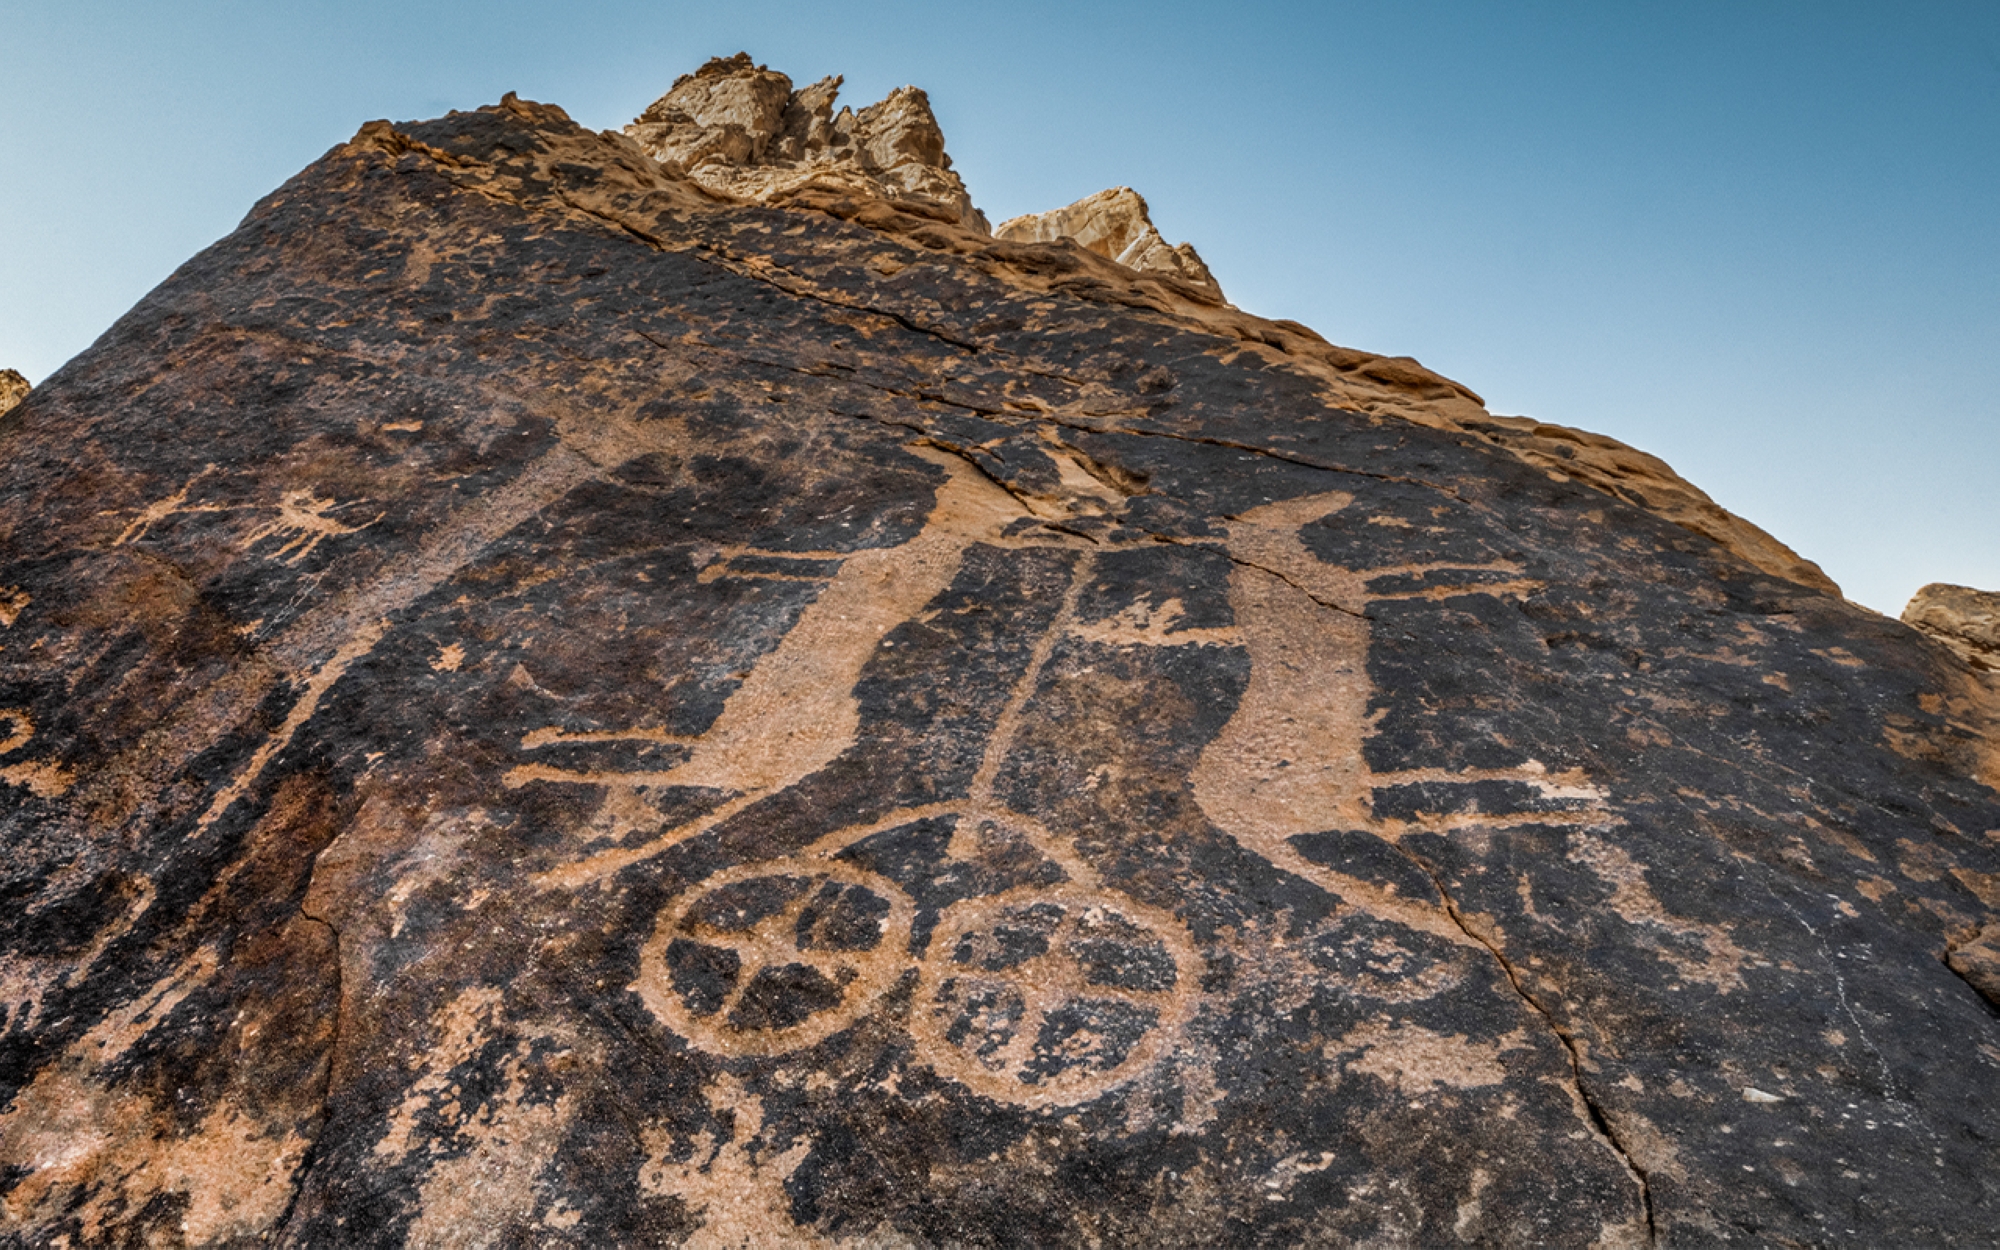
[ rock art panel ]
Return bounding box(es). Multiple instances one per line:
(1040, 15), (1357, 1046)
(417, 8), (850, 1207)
(2, 76), (1998, 1246)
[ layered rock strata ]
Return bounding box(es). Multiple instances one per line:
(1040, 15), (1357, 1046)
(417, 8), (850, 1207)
(626, 52), (988, 232)
(0, 82), (1995, 1245)
(0, 369), (27, 418)
(997, 186), (1222, 300)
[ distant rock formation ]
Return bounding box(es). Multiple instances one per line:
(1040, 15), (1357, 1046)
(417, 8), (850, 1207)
(626, 52), (988, 231)
(1904, 582), (2000, 670)
(0, 369), (27, 417)
(997, 186), (1223, 300)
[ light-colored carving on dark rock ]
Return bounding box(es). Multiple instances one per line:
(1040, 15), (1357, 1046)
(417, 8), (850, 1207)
(2, 73), (1998, 1248)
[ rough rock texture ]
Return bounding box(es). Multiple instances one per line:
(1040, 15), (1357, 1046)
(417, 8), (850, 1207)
(997, 187), (1222, 301)
(2, 88), (1998, 1246)
(627, 53), (988, 233)
(0, 369), (27, 418)
(1948, 923), (2000, 1008)
(1904, 583), (2000, 671)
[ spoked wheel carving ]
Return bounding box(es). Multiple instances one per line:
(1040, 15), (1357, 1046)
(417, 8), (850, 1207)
(635, 861), (915, 1057)
(912, 883), (1198, 1107)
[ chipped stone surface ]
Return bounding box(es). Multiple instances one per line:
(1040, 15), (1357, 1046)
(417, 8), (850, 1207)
(626, 52), (988, 232)
(997, 186), (1222, 300)
(2, 87), (1998, 1245)
(0, 369), (27, 418)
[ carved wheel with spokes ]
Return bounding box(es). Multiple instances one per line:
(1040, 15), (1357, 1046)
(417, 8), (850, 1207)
(635, 861), (915, 1057)
(912, 883), (1198, 1107)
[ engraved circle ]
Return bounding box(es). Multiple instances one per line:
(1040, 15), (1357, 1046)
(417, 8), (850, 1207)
(912, 882), (1199, 1107)
(637, 860), (916, 1058)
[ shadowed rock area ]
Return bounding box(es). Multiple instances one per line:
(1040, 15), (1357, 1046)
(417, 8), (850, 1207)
(0, 69), (1997, 1246)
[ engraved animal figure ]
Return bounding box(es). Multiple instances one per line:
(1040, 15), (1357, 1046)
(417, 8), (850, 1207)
(242, 489), (382, 564)
(1193, 491), (1609, 941)
(523, 446), (1203, 1107)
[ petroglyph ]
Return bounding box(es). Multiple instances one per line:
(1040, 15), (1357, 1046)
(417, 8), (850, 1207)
(194, 446), (601, 835)
(1566, 832), (1749, 993)
(502, 453), (1208, 1105)
(614, 520), (1201, 1106)
(242, 489), (382, 564)
(1194, 491), (1609, 948)
(637, 861), (918, 1058)
(525, 445), (1063, 884)
(912, 880), (1198, 1108)
(0, 709), (73, 798)
(112, 468), (225, 546)
(525, 474), (1629, 1106)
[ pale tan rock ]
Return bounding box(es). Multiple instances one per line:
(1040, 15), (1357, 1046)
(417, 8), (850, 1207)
(996, 186), (1221, 299)
(1903, 583), (2000, 669)
(625, 53), (988, 231)
(0, 369), (28, 417)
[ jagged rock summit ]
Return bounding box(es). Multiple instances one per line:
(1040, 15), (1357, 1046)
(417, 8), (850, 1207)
(998, 186), (1223, 301)
(0, 369), (27, 418)
(626, 52), (988, 232)
(1, 65), (1998, 1247)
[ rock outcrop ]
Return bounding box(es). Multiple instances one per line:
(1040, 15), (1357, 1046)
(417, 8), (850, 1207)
(1905, 582), (2000, 670)
(0, 369), (27, 418)
(2, 75), (1997, 1246)
(997, 186), (1223, 300)
(626, 52), (988, 231)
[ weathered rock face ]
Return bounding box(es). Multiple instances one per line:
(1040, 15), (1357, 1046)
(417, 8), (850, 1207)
(997, 186), (1223, 300)
(2, 84), (1998, 1246)
(0, 369), (27, 418)
(1905, 582), (2000, 671)
(627, 52), (988, 232)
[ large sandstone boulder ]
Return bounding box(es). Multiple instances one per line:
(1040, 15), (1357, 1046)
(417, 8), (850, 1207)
(627, 52), (988, 232)
(1, 79), (1997, 1245)
(997, 186), (1223, 301)
(0, 369), (27, 418)
(1905, 582), (2000, 671)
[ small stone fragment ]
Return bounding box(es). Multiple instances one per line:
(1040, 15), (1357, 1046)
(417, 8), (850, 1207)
(1742, 1087), (1783, 1104)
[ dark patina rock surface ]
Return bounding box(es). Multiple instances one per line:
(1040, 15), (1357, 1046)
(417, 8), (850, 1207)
(2, 91), (1998, 1246)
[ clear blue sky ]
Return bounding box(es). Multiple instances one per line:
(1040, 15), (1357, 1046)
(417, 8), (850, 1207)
(5, 0), (1996, 614)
